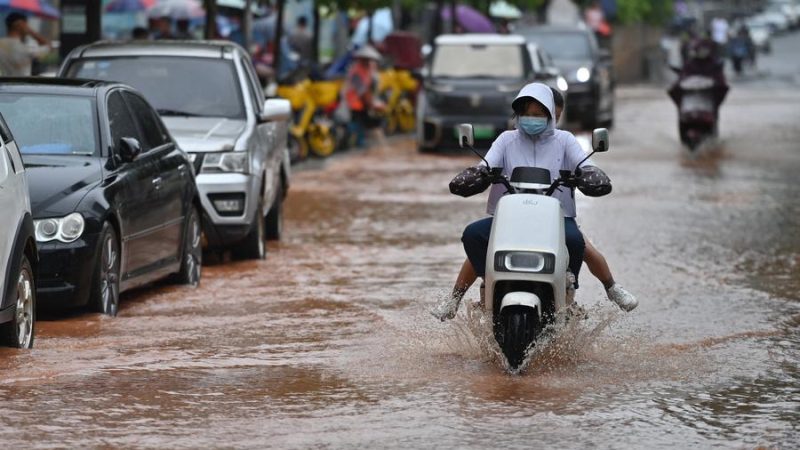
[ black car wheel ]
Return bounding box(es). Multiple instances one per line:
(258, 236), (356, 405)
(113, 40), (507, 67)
(2, 254), (35, 348)
(233, 202), (266, 260)
(176, 206), (202, 286)
(265, 183), (283, 241)
(90, 222), (120, 316)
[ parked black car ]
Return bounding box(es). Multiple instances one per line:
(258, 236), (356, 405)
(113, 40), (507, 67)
(0, 78), (202, 316)
(517, 26), (615, 129)
(418, 34), (542, 152)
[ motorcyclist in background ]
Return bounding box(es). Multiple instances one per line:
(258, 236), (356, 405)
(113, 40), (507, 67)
(668, 36), (729, 118)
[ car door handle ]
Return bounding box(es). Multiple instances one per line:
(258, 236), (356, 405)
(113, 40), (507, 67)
(177, 164), (187, 177)
(152, 177), (162, 188)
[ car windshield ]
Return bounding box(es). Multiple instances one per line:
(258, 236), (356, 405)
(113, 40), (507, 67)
(522, 32), (592, 60)
(67, 56), (245, 119)
(0, 94), (98, 156)
(431, 44), (524, 78)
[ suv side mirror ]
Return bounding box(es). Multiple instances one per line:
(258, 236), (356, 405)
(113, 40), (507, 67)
(457, 123), (474, 148)
(119, 137), (142, 163)
(592, 128), (609, 152)
(260, 98), (292, 123)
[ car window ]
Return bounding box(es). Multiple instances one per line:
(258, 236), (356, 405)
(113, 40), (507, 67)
(0, 93), (99, 156)
(107, 91), (142, 151)
(431, 44), (525, 79)
(68, 56), (245, 119)
(522, 32), (592, 60)
(122, 91), (171, 151)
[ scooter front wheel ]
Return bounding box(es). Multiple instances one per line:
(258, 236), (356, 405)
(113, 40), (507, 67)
(498, 305), (542, 370)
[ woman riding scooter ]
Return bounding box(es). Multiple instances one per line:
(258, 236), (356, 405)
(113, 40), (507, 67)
(432, 83), (621, 320)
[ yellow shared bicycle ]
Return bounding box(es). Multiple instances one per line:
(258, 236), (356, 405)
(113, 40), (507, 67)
(276, 78), (340, 159)
(378, 68), (419, 135)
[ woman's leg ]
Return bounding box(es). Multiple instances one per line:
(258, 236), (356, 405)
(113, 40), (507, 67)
(431, 217), (492, 321)
(583, 238), (615, 290)
(452, 258), (478, 299)
(563, 218), (586, 287)
(461, 217), (494, 277)
(582, 235), (639, 312)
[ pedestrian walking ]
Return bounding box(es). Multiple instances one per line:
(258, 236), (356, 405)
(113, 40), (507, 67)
(344, 46), (385, 148)
(288, 16), (313, 69)
(0, 13), (51, 77)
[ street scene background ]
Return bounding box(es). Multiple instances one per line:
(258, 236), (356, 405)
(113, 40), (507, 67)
(0, 0), (798, 448)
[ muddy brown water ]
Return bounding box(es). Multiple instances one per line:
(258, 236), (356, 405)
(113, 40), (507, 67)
(0, 83), (798, 448)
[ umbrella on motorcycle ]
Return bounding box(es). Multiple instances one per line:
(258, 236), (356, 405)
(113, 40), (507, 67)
(441, 4), (495, 33)
(489, 1), (522, 19)
(104, 0), (157, 13)
(147, 0), (204, 19)
(351, 7), (394, 46)
(0, 0), (58, 19)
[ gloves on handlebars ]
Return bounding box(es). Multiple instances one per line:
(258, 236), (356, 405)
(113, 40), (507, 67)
(449, 165), (491, 197)
(575, 165), (612, 197)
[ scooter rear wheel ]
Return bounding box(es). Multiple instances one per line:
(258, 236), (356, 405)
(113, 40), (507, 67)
(498, 305), (542, 370)
(308, 124), (336, 158)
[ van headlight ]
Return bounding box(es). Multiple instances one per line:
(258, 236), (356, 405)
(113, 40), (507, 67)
(576, 67), (592, 83)
(34, 212), (85, 243)
(202, 152), (249, 174)
(494, 251), (555, 274)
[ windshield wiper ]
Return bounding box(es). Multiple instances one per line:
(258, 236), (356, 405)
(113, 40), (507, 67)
(156, 109), (201, 117)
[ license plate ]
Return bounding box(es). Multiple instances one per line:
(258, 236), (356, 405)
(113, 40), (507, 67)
(455, 124), (494, 140)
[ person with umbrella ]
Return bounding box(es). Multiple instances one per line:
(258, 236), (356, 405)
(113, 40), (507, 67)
(0, 12), (51, 76)
(344, 46), (385, 148)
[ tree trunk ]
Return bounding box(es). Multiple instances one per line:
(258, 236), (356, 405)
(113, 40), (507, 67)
(312, 3), (320, 66)
(242, 0), (253, 50)
(273, 0), (285, 77)
(431, 0), (444, 45)
(449, 0), (457, 33)
(204, 0), (217, 39)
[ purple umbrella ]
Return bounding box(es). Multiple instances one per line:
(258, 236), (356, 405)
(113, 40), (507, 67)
(441, 4), (495, 33)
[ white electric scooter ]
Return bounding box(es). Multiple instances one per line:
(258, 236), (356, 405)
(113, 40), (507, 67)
(456, 124), (610, 370)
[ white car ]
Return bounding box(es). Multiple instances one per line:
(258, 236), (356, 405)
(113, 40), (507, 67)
(0, 113), (36, 348)
(753, 8), (791, 33)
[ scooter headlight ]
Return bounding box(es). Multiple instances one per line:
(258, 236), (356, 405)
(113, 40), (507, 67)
(494, 251), (555, 274)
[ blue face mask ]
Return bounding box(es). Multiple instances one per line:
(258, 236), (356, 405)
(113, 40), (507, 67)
(518, 116), (549, 136)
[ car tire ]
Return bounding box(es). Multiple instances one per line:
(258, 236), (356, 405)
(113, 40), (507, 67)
(1, 254), (35, 348)
(265, 183), (283, 241)
(232, 202), (266, 260)
(89, 222), (121, 317)
(176, 205), (202, 286)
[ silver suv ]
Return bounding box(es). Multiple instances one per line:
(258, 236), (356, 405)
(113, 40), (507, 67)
(59, 41), (292, 259)
(0, 113), (36, 348)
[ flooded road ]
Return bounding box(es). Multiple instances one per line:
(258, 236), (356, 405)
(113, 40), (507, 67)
(2, 46), (800, 450)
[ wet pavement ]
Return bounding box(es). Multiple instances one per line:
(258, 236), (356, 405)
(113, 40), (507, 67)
(2, 36), (799, 449)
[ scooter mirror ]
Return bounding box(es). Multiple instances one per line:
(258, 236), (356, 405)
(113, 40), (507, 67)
(457, 124), (474, 148)
(592, 128), (610, 153)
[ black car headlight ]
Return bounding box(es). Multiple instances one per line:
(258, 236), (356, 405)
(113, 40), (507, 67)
(494, 251), (555, 274)
(34, 212), (85, 243)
